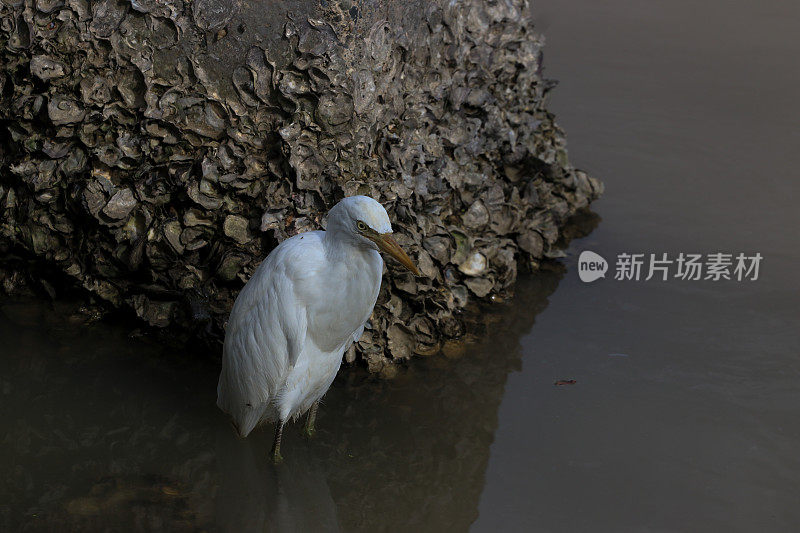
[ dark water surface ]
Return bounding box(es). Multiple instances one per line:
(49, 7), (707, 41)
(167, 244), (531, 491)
(3, 0), (800, 531)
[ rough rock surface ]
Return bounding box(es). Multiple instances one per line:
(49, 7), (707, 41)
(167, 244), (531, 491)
(0, 0), (602, 372)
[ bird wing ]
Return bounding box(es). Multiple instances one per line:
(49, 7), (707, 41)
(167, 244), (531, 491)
(352, 324), (365, 343)
(217, 232), (327, 436)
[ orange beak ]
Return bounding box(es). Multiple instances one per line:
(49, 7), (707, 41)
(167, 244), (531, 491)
(372, 234), (421, 276)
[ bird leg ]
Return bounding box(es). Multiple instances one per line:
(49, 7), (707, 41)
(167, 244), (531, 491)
(303, 401), (319, 438)
(271, 421), (285, 464)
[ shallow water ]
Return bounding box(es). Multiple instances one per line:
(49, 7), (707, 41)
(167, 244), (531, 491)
(0, 273), (561, 532)
(3, 0), (800, 531)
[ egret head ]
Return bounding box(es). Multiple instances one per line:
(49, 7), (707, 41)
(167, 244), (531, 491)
(327, 196), (420, 275)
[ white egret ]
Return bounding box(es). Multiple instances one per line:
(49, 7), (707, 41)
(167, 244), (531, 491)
(217, 196), (419, 462)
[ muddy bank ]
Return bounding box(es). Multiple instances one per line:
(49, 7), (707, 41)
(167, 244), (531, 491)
(0, 0), (601, 370)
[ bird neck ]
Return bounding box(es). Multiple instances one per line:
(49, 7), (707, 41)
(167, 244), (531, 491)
(323, 229), (377, 266)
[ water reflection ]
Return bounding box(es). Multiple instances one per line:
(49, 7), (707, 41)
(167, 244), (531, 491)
(0, 256), (575, 531)
(215, 430), (338, 532)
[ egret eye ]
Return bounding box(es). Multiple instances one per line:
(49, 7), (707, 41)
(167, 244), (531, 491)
(356, 221), (367, 231)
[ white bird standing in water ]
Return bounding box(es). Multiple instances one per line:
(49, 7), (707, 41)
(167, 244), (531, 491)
(217, 196), (419, 462)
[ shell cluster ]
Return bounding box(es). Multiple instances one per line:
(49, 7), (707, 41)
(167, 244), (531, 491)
(0, 0), (602, 372)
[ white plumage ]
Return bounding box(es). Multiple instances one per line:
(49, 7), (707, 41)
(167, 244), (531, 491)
(217, 196), (418, 461)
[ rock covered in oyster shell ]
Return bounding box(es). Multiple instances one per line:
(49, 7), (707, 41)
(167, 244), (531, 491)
(0, 0), (602, 373)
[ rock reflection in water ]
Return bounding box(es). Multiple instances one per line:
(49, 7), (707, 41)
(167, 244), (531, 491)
(0, 261), (571, 531)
